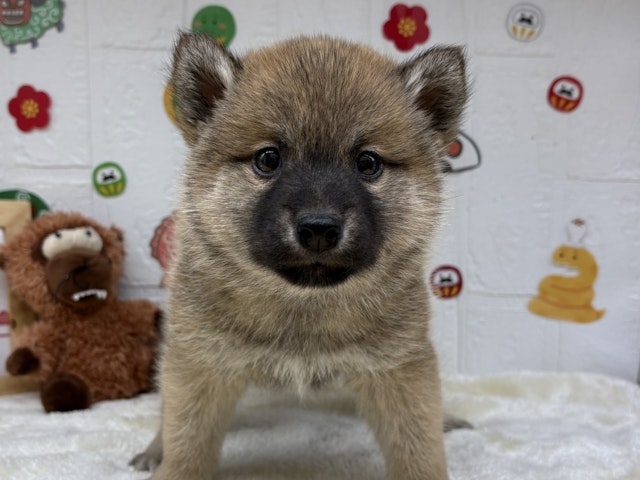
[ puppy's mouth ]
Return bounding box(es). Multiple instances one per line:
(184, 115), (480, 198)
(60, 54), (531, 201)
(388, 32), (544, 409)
(277, 262), (352, 288)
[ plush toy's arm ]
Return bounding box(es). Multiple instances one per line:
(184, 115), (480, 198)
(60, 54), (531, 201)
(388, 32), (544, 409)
(8, 321), (64, 378)
(6, 347), (40, 375)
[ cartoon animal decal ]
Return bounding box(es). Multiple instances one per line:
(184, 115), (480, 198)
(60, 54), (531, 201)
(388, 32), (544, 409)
(0, 0), (64, 53)
(528, 219), (605, 323)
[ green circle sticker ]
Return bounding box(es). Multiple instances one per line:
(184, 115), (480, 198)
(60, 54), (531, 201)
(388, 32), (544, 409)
(191, 6), (236, 47)
(93, 162), (126, 197)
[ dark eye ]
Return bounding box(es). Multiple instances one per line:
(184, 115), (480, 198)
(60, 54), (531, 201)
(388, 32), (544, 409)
(252, 148), (281, 177)
(356, 151), (383, 180)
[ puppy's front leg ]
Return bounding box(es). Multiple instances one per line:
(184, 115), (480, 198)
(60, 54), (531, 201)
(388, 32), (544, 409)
(151, 357), (248, 480)
(349, 355), (449, 480)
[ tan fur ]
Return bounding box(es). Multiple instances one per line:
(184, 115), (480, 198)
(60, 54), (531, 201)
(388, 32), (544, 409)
(134, 33), (468, 480)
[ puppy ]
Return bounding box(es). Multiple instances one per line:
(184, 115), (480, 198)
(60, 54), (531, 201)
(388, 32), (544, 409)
(132, 32), (468, 480)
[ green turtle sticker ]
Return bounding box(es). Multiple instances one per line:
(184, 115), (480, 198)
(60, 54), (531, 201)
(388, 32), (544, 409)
(191, 5), (236, 47)
(93, 162), (126, 198)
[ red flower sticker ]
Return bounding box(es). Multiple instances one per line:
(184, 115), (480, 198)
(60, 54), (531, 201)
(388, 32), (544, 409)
(8, 85), (51, 132)
(383, 4), (430, 52)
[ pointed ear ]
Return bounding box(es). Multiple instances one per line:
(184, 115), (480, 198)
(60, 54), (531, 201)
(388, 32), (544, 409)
(398, 46), (468, 146)
(169, 32), (242, 146)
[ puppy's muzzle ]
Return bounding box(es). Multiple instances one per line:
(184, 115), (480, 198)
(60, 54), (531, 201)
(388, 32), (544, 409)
(295, 213), (342, 253)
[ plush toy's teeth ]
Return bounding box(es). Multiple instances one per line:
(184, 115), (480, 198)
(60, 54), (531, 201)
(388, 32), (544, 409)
(71, 289), (108, 302)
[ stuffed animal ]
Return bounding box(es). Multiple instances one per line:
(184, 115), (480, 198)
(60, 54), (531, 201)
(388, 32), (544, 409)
(0, 212), (161, 412)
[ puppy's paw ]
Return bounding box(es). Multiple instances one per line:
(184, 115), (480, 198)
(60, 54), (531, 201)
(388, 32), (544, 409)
(129, 451), (161, 472)
(443, 413), (473, 432)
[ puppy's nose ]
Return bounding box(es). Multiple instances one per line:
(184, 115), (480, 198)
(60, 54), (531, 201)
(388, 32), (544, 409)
(296, 213), (342, 253)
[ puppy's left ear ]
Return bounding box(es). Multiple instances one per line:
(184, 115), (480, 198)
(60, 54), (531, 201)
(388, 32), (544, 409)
(170, 32), (242, 146)
(398, 46), (468, 146)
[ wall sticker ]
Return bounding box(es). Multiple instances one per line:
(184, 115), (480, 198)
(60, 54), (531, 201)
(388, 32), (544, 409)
(506, 3), (543, 42)
(0, 0), (64, 53)
(383, 4), (430, 52)
(529, 219), (606, 323)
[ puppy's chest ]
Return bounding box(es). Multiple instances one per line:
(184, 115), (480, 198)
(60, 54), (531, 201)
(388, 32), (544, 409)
(212, 316), (396, 389)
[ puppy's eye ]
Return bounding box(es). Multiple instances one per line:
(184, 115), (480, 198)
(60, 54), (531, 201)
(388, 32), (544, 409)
(252, 148), (281, 177)
(356, 151), (383, 180)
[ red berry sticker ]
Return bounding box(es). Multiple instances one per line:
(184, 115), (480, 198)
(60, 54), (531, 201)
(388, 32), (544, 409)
(548, 76), (583, 113)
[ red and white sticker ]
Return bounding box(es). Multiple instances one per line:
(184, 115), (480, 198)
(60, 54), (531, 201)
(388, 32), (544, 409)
(430, 265), (463, 299)
(548, 76), (583, 113)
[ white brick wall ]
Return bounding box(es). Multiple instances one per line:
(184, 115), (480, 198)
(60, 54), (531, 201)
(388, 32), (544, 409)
(1, 0), (639, 381)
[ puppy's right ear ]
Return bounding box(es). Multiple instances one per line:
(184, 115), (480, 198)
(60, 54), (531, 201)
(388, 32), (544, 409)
(169, 32), (242, 146)
(0, 245), (6, 270)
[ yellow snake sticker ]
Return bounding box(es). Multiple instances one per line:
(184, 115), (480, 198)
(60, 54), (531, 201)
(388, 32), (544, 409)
(528, 219), (605, 323)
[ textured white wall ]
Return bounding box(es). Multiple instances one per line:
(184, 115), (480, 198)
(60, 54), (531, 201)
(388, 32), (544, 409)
(1, 1), (639, 381)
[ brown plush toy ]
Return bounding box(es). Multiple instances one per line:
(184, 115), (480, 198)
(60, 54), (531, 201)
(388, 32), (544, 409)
(0, 212), (161, 412)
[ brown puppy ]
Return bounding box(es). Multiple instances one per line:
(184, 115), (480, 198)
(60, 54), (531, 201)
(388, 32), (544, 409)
(132, 32), (467, 480)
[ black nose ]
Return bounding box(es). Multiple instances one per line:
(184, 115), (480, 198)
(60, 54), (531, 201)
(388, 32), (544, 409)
(296, 213), (342, 253)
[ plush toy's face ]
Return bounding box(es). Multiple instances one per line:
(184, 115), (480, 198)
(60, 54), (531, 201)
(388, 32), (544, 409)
(41, 226), (112, 311)
(0, 212), (125, 316)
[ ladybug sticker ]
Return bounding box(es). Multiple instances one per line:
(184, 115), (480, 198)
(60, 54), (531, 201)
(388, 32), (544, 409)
(93, 162), (127, 197)
(548, 76), (583, 113)
(430, 265), (463, 299)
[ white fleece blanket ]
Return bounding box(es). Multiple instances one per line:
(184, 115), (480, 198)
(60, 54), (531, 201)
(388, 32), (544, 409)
(0, 372), (638, 480)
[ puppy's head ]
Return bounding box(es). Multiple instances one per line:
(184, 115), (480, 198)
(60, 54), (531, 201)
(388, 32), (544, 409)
(171, 33), (467, 290)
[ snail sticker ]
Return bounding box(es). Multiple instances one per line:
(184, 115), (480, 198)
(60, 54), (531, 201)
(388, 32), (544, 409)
(528, 219), (605, 323)
(191, 5), (236, 47)
(506, 3), (543, 42)
(93, 162), (127, 198)
(150, 212), (176, 287)
(548, 76), (583, 113)
(443, 131), (481, 173)
(430, 265), (463, 299)
(0, 0), (64, 53)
